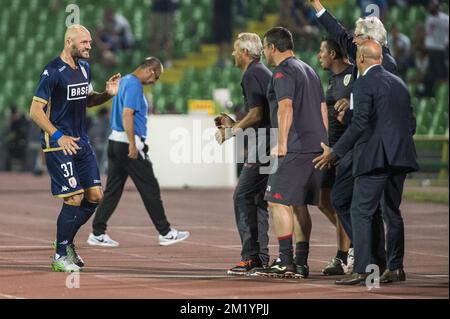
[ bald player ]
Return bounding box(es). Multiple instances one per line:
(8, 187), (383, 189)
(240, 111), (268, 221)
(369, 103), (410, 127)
(30, 25), (121, 272)
(314, 40), (418, 285)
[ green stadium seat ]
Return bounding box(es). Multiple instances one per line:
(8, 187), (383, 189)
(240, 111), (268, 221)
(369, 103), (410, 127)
(436, 84), (449, 105)
(175, 97), (186, 114)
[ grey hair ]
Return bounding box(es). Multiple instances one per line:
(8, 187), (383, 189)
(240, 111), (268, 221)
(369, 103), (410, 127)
(355, 16), (388, 46)
(236, 33), (263, 59)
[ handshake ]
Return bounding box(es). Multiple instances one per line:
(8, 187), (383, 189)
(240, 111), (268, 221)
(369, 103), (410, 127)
(214, 112), (237, 145)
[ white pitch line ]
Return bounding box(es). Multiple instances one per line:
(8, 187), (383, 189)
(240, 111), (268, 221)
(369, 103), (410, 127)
(92, 274), (205, 298)
(95, 274), (229, 279)
(0, 231), (51, 245)
(0, 293), (24, 299)
(0, 245), (51, 249)
(408, 250), (449, 258)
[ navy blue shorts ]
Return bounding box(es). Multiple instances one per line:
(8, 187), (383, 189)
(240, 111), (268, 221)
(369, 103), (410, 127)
(45, 144), (101, 198)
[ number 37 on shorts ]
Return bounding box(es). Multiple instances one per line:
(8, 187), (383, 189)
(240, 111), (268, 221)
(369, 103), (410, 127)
(44, 146), (102, 198)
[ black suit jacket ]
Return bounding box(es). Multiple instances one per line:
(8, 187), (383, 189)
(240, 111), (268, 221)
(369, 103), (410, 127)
(332, 65), (419, 177)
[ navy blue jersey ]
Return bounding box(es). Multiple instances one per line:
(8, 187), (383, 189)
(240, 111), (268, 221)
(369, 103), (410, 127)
(33, 57), (93, 152)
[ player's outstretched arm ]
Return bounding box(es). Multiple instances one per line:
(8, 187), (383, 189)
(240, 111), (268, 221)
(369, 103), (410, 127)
(87, 73), (121, 108)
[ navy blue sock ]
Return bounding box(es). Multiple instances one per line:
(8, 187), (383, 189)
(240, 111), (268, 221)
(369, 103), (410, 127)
(295, 242), (310, 266)
(71, 199), (98, 242)
(278, 234), (293, 265)
(56, 204), (79, 256)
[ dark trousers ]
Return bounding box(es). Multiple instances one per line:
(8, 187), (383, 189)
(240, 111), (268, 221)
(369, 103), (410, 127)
(423, 49), (448, 96)
(351, 170), (406, 273)
(331, 151), (386, 268)
(233, 162), (269, 264)
(92, 140), (171, 236)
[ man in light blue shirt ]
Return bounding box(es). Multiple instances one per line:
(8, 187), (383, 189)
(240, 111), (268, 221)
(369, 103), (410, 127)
(88, 57), (190, 247)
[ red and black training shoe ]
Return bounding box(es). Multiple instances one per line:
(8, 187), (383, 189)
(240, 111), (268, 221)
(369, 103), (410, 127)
(227, 258), (263, 276)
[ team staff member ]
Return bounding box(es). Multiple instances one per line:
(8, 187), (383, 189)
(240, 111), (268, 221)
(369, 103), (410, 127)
(255, 27), (328, 279)
(30, 25), (120, 272)
(215, 33), (272, 275)
(317, 38), (353, 275)
(309, 0), (399, 271)
(314, 40), (418, 285)
(88, 57), (189, 247)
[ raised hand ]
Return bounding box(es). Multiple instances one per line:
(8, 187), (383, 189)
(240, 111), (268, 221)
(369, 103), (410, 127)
(105, 73), (121, 97)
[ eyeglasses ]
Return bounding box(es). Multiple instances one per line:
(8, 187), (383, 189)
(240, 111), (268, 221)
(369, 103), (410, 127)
(354, 33), (367, 39)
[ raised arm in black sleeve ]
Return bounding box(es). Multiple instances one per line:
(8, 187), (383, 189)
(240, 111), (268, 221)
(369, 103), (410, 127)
(317, 10), (358, 61)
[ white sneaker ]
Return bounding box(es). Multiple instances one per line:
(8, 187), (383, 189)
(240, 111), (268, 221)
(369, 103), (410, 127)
(345, 248), (354, 274)
(159, 228), (190, 246)
(87, 233), (119, 247)
(51, 255), (81, 272)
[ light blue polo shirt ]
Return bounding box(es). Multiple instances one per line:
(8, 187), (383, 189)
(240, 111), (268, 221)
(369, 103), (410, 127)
(110, 74), (148, 139)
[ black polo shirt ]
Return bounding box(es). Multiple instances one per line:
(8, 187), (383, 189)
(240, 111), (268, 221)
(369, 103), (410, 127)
(241, 58), (272, 131)
(237, 58), (273, 164)
(267, 56), (327, 154)
(325, 65), (353, 146)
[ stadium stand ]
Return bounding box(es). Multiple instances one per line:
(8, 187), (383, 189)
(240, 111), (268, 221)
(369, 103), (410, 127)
(0, 0), (448, 175)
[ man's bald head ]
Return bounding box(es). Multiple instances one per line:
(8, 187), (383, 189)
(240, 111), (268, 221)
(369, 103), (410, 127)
(64, 25), (90, 42)
(358, 39), (382, 62)
(63, 25), (92, 61)
(356, 39), (383, 73)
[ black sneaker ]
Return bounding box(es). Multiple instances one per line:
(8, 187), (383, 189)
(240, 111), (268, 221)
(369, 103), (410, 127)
(253, 258), (296, 278)
(227, 258), (263, 276)
(322, 258), (345, 276)
(295, 264), (309, 279)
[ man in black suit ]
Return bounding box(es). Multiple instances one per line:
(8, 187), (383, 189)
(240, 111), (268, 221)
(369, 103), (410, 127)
(314, 40), (418, 285)
(308, 0), (397, 273)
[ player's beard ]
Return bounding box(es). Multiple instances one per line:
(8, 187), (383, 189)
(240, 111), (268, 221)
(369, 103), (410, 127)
(71, 44), (90, 60)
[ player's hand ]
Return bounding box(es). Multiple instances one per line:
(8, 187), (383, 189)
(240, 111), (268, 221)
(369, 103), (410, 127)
(105, 73), (121, 97)
(214, 113), (235, 128)
(337, 110), (346, 124)
(334, 98), (350, 112)
(312, 142), (334, 170)
(270, 143), (287, 157)
(215, 127), (233, 145)
(128, 143), (138, 159)
(58, 136), (81, 156)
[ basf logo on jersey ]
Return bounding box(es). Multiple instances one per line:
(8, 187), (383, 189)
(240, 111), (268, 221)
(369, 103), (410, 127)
(67, 82), (89, 101)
